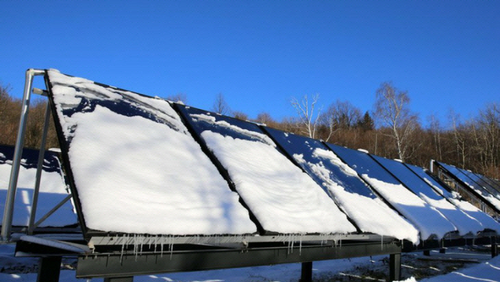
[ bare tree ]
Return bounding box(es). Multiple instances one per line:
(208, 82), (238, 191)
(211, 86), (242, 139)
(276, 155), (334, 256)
(374, 82), (419, 162)
(291, 94), (322, 139)
(232, 111), (248, 121)
(320, 100), (362, 142)
(428, 113), (443, 160)
(212, 93), (231, 115)
(449, 110), (468, 168)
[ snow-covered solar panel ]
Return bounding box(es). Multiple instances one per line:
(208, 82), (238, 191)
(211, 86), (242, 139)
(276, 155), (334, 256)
(372, 156), (486, 236)
(46, 70), (256, 236)
(325, 144), (457, 240)
(475, 173), (500, 192)
(0, 145), (77, 227)
(405, 163), (500, 233)
(264, 128), (419, 242)
(176, 105), (356, 235)
(458, 168), (500, 197)
(436, 162), (500, 212)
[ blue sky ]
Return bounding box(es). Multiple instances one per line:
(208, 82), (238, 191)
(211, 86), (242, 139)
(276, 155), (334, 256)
(1, 1), (499, 127)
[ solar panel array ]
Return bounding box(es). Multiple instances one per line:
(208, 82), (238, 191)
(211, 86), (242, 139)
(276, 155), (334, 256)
(435, 161), (500, 213)
(43, 70), (500, 244)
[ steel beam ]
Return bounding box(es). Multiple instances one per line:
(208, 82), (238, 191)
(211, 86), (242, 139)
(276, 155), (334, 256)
(77, 241), (401, 278)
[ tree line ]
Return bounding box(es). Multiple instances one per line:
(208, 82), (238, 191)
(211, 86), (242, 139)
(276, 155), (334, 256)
(1, 82), (499, 179)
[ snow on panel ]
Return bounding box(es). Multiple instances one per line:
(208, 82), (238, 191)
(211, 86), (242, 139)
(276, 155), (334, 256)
(264, 128), (419, 242)
(459, 168), (500, 198)
(326, 144), (457, 240)
(405, 163), (500, 233)
(0, 145), (77, 227)
(46, 70), (256, 235)
(437, 162), (500, 212)
(373, 156), (484, 235)
(177, 106), (356, 234)
(475, 173), (500, 192)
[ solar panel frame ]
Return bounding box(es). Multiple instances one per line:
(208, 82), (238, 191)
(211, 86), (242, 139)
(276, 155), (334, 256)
(325, 144), (458, 240)
(371, 156), (487, 235)
(434, 161), (500, 214)
(262, 128), (425, 241)
(45, 71), (89, 237)
(45, 71), (259, 239)
(458, 168), (500, 197)
(175, 104), (357, 235)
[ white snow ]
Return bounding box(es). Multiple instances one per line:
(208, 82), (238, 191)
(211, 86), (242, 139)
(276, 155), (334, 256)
(439, 163), (500, 211)
(302, 148), (419, 243)
(201, 131), (356, 234)
(418, 194), (484, 236)
(0, 154), (76, 227)
(421, 255), (500, 282)
(361, 175), (457, 240)
(47, 70), (256, 235)
(406, 164), (500, 233)
(373, 157), (486, 236)
(191, 113), (274, 146)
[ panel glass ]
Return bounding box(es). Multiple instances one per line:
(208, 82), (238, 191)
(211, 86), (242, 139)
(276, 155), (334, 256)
(436, 162), (500, 212)
(47, 70), (256, 236)
(176, 105), (356, 235)
(0, 145), (77, 227)
(405, 163), (453, 198)
(325, 143), (457, 240)
(373, 156), (485, 235)
(458, 168), (500, 197)
(264, 128), (419, 242)
(372, 156), (442, 200)
(408, 163), (500, 233)
(266, 128), (375, 198)
(476, 173), (500, 192)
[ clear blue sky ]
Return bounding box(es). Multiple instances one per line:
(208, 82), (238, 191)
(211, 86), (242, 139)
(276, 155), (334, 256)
(1, 1), (499, 127)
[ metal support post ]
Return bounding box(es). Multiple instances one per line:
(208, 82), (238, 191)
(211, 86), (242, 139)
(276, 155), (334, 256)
(389, 253), (401, 282)
(28, 101), (52, 234)
(300, 262), (313, 282)
(1, 69), (45, 241)
(37, 256), (62, 282)
(492, 236), (498, 258)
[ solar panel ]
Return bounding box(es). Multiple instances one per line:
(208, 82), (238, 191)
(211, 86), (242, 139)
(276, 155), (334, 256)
(475, 173), (500, 192)
(458, 168), (500, 197)
(0, 145), (77, 227)
(325, 144), (457, 240)
(372, 156), (487, 235)
(405, 163), (500, 233)
(436, 162), (500, 212)
(175, 105), (356, 235)
(46, 70), (257, 236)
(264, 128), (419, 242)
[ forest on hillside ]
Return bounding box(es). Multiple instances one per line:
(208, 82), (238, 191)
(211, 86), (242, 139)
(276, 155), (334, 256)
(1, 82), (499, 179)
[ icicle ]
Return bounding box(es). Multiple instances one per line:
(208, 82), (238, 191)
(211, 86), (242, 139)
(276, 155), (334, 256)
(120, 234), (126, 264)
(299, 235), (303, 255)
(169, 235), (175, 260)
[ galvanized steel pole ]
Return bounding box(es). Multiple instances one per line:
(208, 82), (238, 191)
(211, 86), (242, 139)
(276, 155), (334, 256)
(1, 69), (45, 241)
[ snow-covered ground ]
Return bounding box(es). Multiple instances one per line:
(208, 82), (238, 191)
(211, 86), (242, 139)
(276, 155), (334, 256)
(0, 243), (498, 281)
